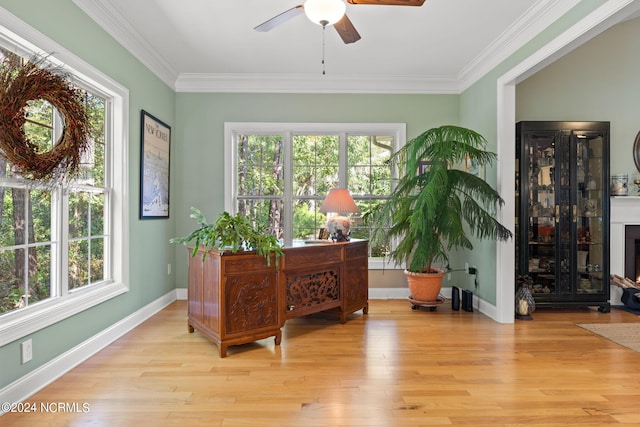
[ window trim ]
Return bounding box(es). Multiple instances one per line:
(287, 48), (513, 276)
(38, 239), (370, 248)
(0, 11), (130, 346)
(224, 122), (406, 270)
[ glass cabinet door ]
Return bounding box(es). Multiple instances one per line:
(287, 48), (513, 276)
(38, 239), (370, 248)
(575, 132), (605, 296)
(556, 132), (572, 297)
(525, 133), (557, 296)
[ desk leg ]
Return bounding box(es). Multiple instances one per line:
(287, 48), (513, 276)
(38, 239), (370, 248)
(219, 344), (227, 358)
(340, 312), (347, 324)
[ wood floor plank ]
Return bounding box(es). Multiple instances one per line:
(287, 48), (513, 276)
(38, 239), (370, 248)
(2, 300), (639, 426)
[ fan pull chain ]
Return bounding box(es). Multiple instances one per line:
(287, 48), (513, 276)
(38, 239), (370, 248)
(321, 21), (328, 75)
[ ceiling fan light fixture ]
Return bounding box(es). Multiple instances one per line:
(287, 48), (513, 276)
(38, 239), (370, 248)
(304, 0), (346, 26)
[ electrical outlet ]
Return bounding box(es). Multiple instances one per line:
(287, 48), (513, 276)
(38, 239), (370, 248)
(465, 262), (469, 274)
(447, 273), (451, 281)
(21, 339), (32, 364)
(167, 263), (172, 275)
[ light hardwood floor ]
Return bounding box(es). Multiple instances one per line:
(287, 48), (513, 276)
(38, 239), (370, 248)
(3, 299), (640, 426)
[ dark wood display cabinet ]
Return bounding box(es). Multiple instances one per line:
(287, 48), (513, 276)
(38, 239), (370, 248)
(516, 121), (610, 312)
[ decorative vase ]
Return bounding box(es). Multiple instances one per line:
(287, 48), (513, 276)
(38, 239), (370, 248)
(515, 275), (536, 320)
(611, 174), (628, 196)
(405, 269), (445, 302)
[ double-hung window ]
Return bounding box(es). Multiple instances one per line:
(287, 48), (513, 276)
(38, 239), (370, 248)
(225, 122), (405, 268)
(0, 19), (128, 345)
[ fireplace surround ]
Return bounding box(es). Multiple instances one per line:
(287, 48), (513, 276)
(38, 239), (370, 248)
(610, 197), (640, 303)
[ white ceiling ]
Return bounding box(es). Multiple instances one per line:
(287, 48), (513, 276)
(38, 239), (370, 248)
(73, 0), (580, 93)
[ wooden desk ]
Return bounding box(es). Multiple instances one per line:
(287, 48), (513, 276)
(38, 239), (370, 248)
(187, 240), (368, 357)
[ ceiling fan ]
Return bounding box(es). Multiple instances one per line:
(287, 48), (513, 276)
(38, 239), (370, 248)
(254, 0), (426, 44)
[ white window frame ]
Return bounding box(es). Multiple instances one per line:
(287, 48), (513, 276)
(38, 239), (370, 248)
(0, 11), (129, 346)
(224, 122), (406, 270)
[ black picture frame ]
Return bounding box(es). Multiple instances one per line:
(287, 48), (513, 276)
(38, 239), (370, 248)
(140, 110), (171, 219)
(318, 227), (330, 240)
(418, 160), (432, 174)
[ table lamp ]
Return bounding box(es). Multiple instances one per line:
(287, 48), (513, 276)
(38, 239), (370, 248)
(319, 188), (359, 242)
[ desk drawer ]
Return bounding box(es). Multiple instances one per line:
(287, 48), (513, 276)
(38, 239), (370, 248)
(282, 245), (342, 269)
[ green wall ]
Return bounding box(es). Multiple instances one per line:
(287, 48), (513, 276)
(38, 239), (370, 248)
(173, 93), (460, 289)
(0, 0), (176, 388)
(517, 17), (640, 176)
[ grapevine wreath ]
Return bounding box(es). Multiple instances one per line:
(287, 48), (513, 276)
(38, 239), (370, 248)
(0, 56), (91, 182)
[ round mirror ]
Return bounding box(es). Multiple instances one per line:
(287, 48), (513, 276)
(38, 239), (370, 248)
(634, 131), (640, 173)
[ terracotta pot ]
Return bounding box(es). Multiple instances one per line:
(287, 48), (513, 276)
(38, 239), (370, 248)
(405, 268), (445, 302)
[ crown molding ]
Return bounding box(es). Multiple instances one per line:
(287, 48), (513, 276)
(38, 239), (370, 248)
(73, 0), (584, 94)
(72, 0), (178, 89)
(457, 0), (581, 92)
(174, 72), (461, 94)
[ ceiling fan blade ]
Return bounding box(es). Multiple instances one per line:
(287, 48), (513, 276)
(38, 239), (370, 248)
(333, 14), (361, 44)
(346, 0), (425, 5)
(254, 5), (305, 32)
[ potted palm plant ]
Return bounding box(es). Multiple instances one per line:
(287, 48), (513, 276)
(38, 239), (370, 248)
(366, 125), (512, 303)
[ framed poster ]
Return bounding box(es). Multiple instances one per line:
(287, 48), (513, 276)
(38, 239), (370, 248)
(140, 110), (171, 219)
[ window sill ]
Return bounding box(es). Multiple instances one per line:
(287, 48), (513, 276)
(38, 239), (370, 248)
(0, 281), (128, 347)
(369, 258), (404, 270)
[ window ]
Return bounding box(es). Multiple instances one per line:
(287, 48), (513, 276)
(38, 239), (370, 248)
(225, 123), (405, 268)
(0, 19), (128, 345)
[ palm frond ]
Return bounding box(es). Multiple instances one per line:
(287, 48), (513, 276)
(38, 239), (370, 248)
(365, 125), (512, 273)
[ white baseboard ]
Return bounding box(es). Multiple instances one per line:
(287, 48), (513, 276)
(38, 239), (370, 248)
(368, 287), (410, 299)
(0, 290), (178, 412)
(370, 287), (493, 318)
(369, 286), (457, 300)
(176, 286), (490, 311)
(474, 296), (497, 319)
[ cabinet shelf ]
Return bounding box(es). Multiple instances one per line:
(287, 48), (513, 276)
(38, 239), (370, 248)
(530, 186), (555, 192)
(529, 268), (553, 273)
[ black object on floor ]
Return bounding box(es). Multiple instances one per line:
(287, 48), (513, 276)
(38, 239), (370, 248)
(621, 287), (640, 310)
(461, 289), (473, 312)
(451, 286), (460, 311)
